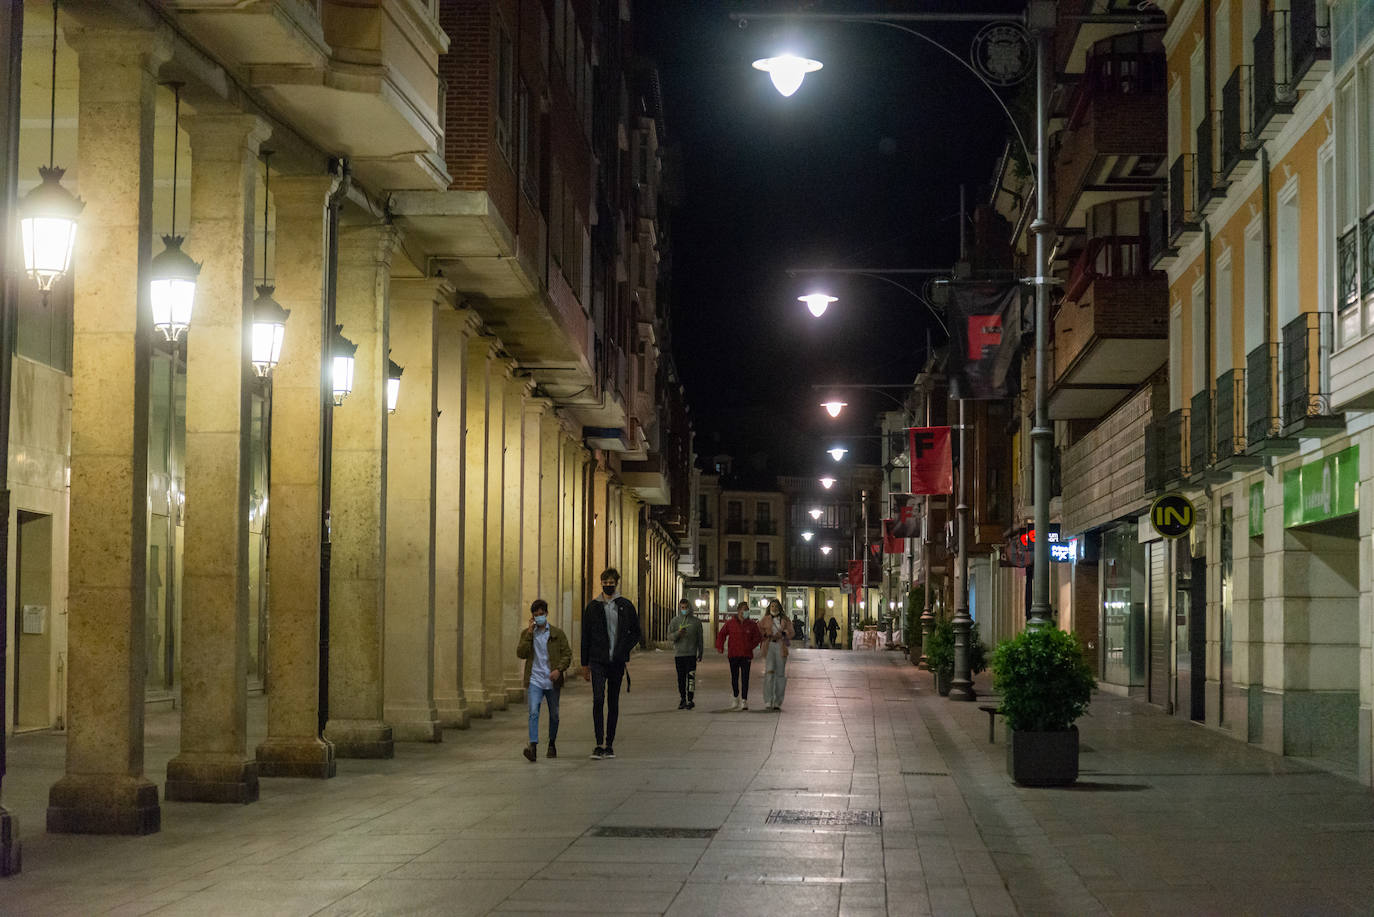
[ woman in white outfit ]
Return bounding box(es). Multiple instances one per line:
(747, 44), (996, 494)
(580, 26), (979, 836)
(761, 599), (794, 711)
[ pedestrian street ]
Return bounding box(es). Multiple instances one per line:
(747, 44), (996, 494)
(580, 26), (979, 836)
(5, 648), (1374, 916)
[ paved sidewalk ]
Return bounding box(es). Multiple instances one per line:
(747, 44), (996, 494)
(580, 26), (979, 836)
(3, 648), (1374, 915)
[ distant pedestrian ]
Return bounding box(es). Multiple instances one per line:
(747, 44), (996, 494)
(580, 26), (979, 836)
(827, 616), (840, 648)
(815, 614), (826, 648)
(581, 567), (642, 760)
(716, 601), (762, 710)
(761, 599), (793, 711)
(516, 599), (571, 762)
(671, 598), (704, 709)
(792, 612), (806, 645)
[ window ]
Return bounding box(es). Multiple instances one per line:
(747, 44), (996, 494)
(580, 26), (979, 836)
(1276, 178), (1300, 331)
(1243, 218), (1264, 357)
(1215, 249), (1234, 372)
(517, 80), (537, 204)
(756, 542), (770, 564)
(1170, 303), (1183, 410)
(495, 27), (514, 160)
(1213, 2), (1231, 112)
(1191, 279), (1207, 395)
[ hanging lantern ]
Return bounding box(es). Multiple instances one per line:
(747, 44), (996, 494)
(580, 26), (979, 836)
(331, 325), (357, 406)
(386, 356), (404, 414)
(21, 2), (82, 293)
(251, 285), (289, 376)
(150, 83), (198, 341)
(20, 167), (83, 292)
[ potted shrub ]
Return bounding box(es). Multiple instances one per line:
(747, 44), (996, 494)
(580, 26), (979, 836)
(924, 619), (988, 696)
(992, 625), (1096, 786)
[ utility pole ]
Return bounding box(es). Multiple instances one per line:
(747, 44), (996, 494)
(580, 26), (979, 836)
(949, 185), (976, 701)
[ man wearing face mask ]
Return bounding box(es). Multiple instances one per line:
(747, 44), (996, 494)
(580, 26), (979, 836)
(671, 598), (705, 709)
(581, 567), (642, 759)
(516, 598), (571, 762)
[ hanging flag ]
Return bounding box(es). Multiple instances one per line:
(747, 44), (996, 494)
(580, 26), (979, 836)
(882, 520), (904, 554)
(947, 280), (1023, 400)
(908, 426), (953, 494)
(889, 493), (922, 537)
(847, 559), (864, 593)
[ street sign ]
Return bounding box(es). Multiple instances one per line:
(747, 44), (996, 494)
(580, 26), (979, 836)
(1150, 493), (1195, 539)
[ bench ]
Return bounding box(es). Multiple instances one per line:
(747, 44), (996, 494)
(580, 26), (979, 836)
(978, 704), (1002, 743)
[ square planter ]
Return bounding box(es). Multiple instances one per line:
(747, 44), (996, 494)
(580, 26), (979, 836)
(1007, 726), (1079, 786)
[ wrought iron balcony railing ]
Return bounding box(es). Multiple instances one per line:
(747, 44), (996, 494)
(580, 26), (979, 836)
(1363, 214), (1374, 299)
(754, 560), (778, 576)
(1221, 65), (1255, 176)
(1340, 225), (1360, 312)
(754, 519), (777, 536)
(1246, 343), (1282, 445)
(1164, 407), (1189, 482)
(1148, 183), (1170, 266)
(724, 518), (746, 535)
(1290, 0), (1331, 89)
(1196, 113), (1217, 206)
(1253, 10), (1295, 136)
(1190, 389), (1213, 475)
(1215, 368), (1246, 461)
(1281, 311), (1340, 432)
(1169, 155), (1197, 243)
(723, 559), (748, 576)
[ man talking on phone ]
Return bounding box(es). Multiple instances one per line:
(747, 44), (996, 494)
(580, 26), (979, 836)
(581, 567), (641, 760)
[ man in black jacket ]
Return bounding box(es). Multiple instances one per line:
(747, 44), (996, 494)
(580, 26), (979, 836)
(581, 567), (642, 759)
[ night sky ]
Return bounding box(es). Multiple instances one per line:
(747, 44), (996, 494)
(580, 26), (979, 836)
(637, 0), (1025, 476)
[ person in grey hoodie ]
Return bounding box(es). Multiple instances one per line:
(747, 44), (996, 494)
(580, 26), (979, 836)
(672, 598), (704, 709)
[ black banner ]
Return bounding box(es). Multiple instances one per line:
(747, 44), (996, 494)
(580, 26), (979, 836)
(947, 280), (1023, 400)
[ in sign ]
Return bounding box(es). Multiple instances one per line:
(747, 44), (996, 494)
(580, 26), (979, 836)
(1150, 493), (1195, 539)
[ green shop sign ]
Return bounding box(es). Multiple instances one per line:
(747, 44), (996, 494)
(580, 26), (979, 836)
(1283, 445), (1359, 528)
(1248, 482), (1263, 539)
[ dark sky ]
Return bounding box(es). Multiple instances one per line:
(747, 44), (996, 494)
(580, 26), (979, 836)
(637, 0), (1025, 475)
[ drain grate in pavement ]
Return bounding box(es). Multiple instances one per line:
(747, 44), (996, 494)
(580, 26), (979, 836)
(588, 826), (718, 839)
(766, 809), (882, 827)
(900, 770), (948, 777)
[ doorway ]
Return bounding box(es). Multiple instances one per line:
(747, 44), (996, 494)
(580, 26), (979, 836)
(1175, 547), (1206, 722)
(14, 511), (54, 729)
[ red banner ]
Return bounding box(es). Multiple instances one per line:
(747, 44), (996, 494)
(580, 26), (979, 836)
(882, 520), (904, 554)
(847, 559), (864, 593)
(908, 426), (953, 495)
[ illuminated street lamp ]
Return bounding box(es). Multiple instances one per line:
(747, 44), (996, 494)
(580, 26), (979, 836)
(827, 446), (848, 461)
(330, 325), (357, 406)
(800, 531), (814, 542)
(809, 508), (823, 520)
(820, 546), (833, 556)
(751, 54), (823, 97)
(799, 292), (837, 317)
(826, 598), (835, 607)
(820, 400), (847, 418)
(819, 476), (836, 489)
(149, 82), (199, 342)
(386, 357), (404, 414)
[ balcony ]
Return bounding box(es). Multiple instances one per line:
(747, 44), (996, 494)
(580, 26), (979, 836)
(1220, 66), (1259, 182)
(1189, 389), (1214, 480)
(1147, 184), (1176, 270)
(1253, 9), (1303, 140)
(1163, 408), (1189, 484)
(1052, 48), (1166, 232)
(1246, 343), (1298, 455)
(621, 453), (670, 505)
(1289, 0), (1332, 91)
(724, 518), (746, 535)
(723, 559), (748, 577)
(1168, 155), (1200, 248)
(1281, 312), (1345, 438)
(754, 560), (778, 577)
(754, 519), (777, 536)
(1214, 369), (1262, 473)
(699, 512), (714, 530)
(1049, 239), (1169, 419)
(1195, 112), (1228, 216)
(1053, 0), (1166, 76)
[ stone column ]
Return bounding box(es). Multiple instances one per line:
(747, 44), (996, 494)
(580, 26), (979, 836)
(164, 112), (270, 804)
(382, 278), (445, 742)
(254, 174), (336, 779)
(461, 335), (496, 716)
(47, 26), (168, 836)
(323, 225), (396, 758)
(483, 358), (512, 709)
(433, 308), (480, 728)
(591, 467), (610, 588)
(502, 375), (533, 702)
(538, 412), (561, 625)
(522, 400), (548, 615)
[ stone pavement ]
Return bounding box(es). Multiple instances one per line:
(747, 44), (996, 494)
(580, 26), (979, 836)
(3, 648), (1374, 915)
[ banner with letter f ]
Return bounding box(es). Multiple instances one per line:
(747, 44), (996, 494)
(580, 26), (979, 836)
(908, 426), (953, 494)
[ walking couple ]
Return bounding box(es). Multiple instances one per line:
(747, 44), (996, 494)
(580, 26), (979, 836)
(716, 599), (792, 711)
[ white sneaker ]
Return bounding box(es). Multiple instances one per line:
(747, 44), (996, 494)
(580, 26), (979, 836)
(762, 704), (773, 711)
(730, 697), (741, 710)
(741, 701), (749, 711)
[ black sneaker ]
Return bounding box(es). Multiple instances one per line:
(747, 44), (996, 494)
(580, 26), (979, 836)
(590, 746), (605, 760)
(603, 746), (616, 759)
(687, 700), (695, 709)
(678, 700), (687, 709)
(547, 743), (557, 759)
(522, 743), (536, 763)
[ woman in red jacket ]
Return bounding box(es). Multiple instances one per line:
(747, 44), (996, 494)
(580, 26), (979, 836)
(715, 601), (762, 710)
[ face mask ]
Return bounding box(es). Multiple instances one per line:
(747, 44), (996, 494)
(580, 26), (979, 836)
(534, 615), (547, 627)
(679, 607), (690, 616)
(603, 584), (616, 596)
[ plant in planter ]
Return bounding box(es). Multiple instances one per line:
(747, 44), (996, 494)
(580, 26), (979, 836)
(924, 619), (988, 696)
(992, 625), (1096, 786)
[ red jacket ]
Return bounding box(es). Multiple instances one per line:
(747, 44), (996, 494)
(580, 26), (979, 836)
(716, 615), (762, 658)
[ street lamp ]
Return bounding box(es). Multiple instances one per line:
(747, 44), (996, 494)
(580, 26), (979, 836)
(150, 82), (199, 342)
(799, 292), (837, 317)
(386, 356), (404, 414)
(819, 476), (836, 489)
(330, 325), (357, 406)
(801, 530), (814, 542)
(752, 54), (823, 97)
(827, 446), (848, 461)
(820, 400), (847, 418)
(809, 508), (823, 520)
(250, 151), (289, 378)
(821, 546), (833, 557)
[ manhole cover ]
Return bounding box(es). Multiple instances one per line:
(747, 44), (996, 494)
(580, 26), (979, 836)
(588, 826), (718, 839)
(765, 809), (882, 827)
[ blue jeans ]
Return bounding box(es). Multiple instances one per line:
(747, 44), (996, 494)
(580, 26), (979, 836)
(528, 680), (561, 744)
